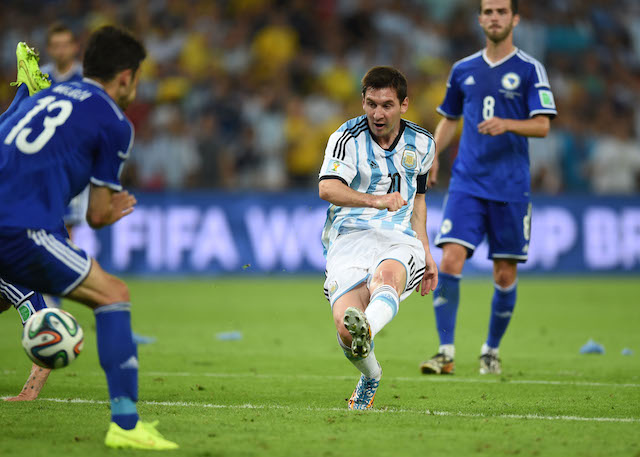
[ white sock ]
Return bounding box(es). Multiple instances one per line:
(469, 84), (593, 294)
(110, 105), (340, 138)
(481, 343), (498, 356)
(439, 344), (455, 359)
(365, 285), (399, 338)
(337, 333), (382, 379)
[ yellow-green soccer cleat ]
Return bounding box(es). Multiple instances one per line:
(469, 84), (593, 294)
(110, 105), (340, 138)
(10, 42), (51, 95)
(105, 420), (179, 450)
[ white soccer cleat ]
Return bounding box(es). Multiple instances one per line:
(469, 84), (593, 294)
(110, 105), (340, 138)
(343, 307), (372, 358)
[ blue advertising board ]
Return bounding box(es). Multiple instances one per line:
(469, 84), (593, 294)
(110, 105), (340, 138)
(71, 192), (640, 276)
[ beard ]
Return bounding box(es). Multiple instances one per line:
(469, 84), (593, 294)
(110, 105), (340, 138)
(484, 22), (513, 44)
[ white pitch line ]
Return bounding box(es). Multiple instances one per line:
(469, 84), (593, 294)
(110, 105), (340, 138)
(4, 369), (639, 388)
(9, 397), (639, 424)
(144, 371), (640, 389)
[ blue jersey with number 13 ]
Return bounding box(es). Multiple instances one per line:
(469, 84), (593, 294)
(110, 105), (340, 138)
(0, 78), (133, 230)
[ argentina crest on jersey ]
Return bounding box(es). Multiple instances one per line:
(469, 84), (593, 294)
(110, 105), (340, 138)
(401, 145), (417, 170)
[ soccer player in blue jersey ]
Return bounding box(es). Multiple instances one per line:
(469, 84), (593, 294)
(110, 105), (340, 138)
(319, 66), (438, 409)
(0, 26), (178, 450)
(420, 0), (557, 375)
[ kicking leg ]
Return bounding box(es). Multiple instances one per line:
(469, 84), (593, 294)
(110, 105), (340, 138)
(332, 284), (382, 410)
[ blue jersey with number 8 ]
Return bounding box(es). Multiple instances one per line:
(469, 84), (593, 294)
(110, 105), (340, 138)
(0, 79), (133, 230)
(438, 48), (557, 202)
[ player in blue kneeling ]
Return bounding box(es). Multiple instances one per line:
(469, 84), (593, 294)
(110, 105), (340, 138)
(420, 0), (557, 375)
(0, 27), (177, 450)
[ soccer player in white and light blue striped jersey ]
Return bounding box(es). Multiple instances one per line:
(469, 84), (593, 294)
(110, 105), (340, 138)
(319, 66), (438, 410)
(420, 0), (557, 376)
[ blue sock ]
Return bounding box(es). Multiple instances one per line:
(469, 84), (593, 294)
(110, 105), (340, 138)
(95, 302), (139, 430)
(486, 281), (517, 349)
(0, 84), (29, 125)
(433, 272), (461, 345)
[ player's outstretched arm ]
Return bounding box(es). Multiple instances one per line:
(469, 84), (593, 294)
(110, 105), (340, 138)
(4, 363), (51, 402)
(319, 179), (406, 211)
(429, 118), (459, 188)
(86, 185), (137, 229)
(411, 196), (438, 296)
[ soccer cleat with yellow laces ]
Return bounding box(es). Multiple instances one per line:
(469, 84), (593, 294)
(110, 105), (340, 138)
(10, 42), (51, 95)
(104, 420), (179, 450)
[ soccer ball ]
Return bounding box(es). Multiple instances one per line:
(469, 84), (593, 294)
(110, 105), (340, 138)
(22, 308), (84, 369)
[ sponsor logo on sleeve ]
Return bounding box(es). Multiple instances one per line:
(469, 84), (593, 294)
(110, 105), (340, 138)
(327, 160), (341, 173)
(539, 90), (556, 109)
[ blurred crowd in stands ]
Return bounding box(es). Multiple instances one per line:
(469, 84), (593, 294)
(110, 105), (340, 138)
(1, 0), (639, 194)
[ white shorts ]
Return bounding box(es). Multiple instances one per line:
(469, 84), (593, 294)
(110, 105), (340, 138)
(323, 229), (426, 307)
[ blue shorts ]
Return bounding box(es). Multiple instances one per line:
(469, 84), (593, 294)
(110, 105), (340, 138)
(0, 226), (92, 296)
(434, 191), (532, 262)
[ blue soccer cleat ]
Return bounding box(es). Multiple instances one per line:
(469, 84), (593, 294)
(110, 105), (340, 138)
(347, 373), (381, 410)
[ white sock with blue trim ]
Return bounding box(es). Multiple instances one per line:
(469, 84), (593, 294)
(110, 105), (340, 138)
(365, 285), (400, 338)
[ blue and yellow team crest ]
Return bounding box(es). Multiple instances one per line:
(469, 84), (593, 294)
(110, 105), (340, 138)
(401, 146), (417, 170)
(327, 160), (341, 173)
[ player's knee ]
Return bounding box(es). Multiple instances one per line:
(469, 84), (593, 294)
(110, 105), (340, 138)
(371, 267), (403, 293)
(103, 276), (130, 304)
(440, 245), (466, 275)
(494, 264), (517, 288)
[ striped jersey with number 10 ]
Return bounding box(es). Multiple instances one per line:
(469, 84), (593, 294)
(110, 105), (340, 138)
(319, 115), (435, 256)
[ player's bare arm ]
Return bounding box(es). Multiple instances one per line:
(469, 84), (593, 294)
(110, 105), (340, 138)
(319, 178), (407, 212)
(410, 196), (438, 295)
(429, 117), (459, 187)
(4, 363), (51, 402)
(86, 184), (137, 228)
(477, 114), (550, 137)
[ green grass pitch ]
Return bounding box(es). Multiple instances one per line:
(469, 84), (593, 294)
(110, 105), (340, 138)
(1, 276), (639, 456)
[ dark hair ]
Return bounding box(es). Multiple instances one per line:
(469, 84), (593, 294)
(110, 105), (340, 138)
(47, 23), (75, 44)
(479, 0), (519, 14)
(82, 26), (146, 82)
(361, 66), (408, 102)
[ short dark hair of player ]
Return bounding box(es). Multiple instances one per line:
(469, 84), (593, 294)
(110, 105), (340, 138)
(82, 26), (146, 83)
(361, 66), (408, 103)
(47, 22), (75, 44)
(479, 0), (518, 14)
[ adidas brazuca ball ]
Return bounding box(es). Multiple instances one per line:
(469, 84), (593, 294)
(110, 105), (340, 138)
(22, 308), (84, 369)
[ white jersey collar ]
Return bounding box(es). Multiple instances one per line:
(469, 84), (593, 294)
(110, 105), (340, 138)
(482, 47), (518, 68)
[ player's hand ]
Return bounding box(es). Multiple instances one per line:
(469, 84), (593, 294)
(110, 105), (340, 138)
(477, 117), (509, 136)
(373, 192), (407, 212)
(428, 156), (439, 188)
(111, 190), (137, 222)
(416, 252), (438, 296)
